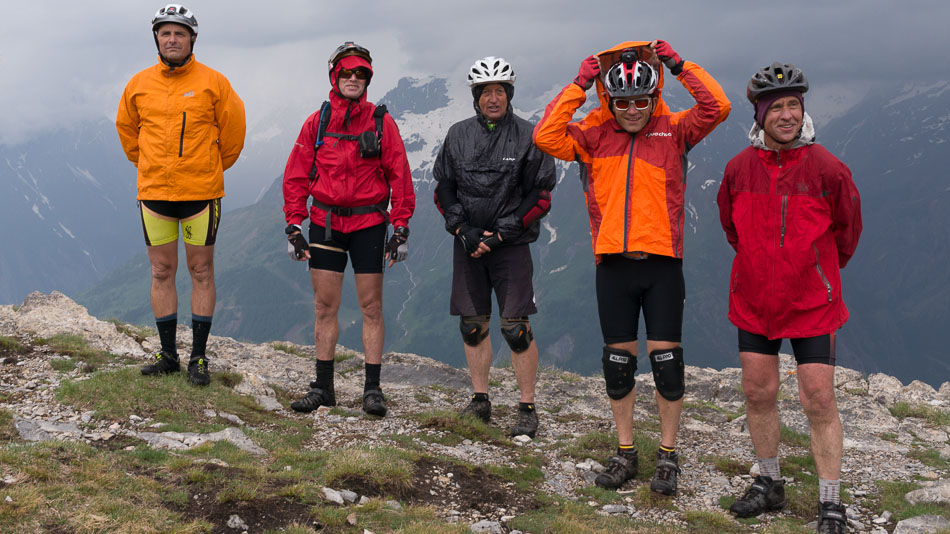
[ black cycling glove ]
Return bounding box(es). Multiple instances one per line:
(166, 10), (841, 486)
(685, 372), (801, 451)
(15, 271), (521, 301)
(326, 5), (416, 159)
(387, 226), (409, 264)
(285, 225), (309, 260)
(456, 224), (484, 254)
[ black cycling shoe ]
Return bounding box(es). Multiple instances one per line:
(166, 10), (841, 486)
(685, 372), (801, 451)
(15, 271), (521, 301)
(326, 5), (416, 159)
(141, 351), (180, 376)
(290, 384), (336, 413)
(187, 357), (210, 386)
(460, 398), (491, 423)
(510, 407), (539, 438)
(594, 450), (639, 489)
(362, 389), (387, 417)
(650, 449), (680, 496)
(817, 501), (848, 534)
(729, 475), (787, 518)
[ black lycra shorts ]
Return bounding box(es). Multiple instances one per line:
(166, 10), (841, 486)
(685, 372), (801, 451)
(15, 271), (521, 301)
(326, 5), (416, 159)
(737, 328), (836, 366)
(595, 254), (685, 344)
(307, 223), (386, 274)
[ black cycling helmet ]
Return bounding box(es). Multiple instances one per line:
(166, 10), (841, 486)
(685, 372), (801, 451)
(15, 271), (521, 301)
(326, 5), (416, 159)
(329, 42), (372, 72)
(746, 61), (808, 104)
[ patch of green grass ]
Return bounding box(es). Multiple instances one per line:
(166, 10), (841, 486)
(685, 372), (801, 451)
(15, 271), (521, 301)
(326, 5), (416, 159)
(334, 350), (357, 363)
(328, 406), (361, 418)
(414, 392), (433, 404)
(49, 358), (77, 373)
(0, 409), (17, 442)
(683, 510), (743, 533)
(760, 518), (819, 533)
(348, 500), (471, 534)
(874, 480), (950, 522)
(0, 335), (26, 353)
(56, 367), (269, 431)
(780, 425), (811, 448)
(699, 454), (751, 477)
(878, 432), (898, 442)
(322, 446), (415, 496)
(38, 333), (116, 372)
(413, 408), (506, 445)
(272, 342), (308, 358)
(908, 446), (950, 469)
(428, 384), (454, 394)
(562, 431), (615, 461)
(487, 463), (544, 492)
(488, 378), (501, 388)
(889, 401), (950, 426)
(508, 500), (677, 533)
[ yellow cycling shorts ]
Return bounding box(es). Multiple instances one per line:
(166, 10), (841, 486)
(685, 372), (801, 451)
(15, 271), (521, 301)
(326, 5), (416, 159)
(139, 199), (221, 247)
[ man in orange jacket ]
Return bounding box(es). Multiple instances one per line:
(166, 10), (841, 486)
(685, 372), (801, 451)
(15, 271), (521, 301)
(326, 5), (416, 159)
(116, 4), (246, 386)
(534, 40), (729, 494)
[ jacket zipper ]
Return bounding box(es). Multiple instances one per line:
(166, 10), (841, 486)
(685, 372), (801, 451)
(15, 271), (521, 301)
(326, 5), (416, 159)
(780, 195), (788, 247)
(813, 244), (833, 302)
(622, 136), (635, 252)
(179, 112), (186, 157)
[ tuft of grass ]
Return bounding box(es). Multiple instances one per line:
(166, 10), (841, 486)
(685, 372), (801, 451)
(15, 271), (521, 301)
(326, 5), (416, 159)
(414, 392), (433, 404)
(889, 401), (950, 426)
(874, 480), (950, 522)
(272, 342), (308, 358)
(0, 335), (26, 353)
(683, 510), (744, 533)
(38, 333), (116, 372)
(562, 431), (616, 461)
(908, 446), (950, 469)
(0, 409), (17, 442)
(105, 319), (154, 344)
(699, 454), (752, 477)
(413, 408), (506, 445)
(322, 446), (415, 496)
(334, 350), (357, 363)
(780, 425), (811, 448)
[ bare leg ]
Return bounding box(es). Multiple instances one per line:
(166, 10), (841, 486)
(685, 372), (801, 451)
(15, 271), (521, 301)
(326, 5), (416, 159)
(464, 320), (492, 393)
(511, 338), (538, 404)
(147, 242), (179, 317)
(797, 363), (842, 480)
(184, 243), (215, 316)
(648, 340), (684, 448)
(608, 340), (639, 446)
(740, 352), (781, 459)
(310, 269), (344, 362)
(354, 273), (384, 365)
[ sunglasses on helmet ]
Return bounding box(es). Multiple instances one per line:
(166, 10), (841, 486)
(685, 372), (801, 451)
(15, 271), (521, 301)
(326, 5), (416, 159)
(339, 68), (369, 80)
(613, 96), (653, 111)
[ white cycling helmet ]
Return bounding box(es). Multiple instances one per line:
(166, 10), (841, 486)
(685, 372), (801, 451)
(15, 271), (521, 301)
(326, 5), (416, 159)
(152, 4), (198, 35)
(467, 56), (516, 87)
(604, 60), (658, 98)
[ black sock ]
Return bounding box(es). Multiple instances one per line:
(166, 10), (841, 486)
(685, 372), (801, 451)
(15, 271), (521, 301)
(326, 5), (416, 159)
(364, 363), (381, 391)
(472, 392), (489, 402)
(314, 359), (335, 390)
(156, 314), (178, 358)
(518, 402), (535, 412)
(191, 314), (212, 359)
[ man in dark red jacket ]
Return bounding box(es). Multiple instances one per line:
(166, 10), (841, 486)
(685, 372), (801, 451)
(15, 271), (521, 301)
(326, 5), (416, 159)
(282, 42), (415, 417)
(717, 62), (861, 533)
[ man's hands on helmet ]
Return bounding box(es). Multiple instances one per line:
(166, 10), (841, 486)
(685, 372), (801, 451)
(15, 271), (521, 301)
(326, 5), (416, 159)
(652, 40), (684, 75)
(574, 55), (600, 90)
(286, 225), (310, 261)
(387, 226), (409, 268)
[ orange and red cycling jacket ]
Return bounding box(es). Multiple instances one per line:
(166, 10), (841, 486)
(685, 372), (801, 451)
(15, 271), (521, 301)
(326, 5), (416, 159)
(533, 41), (731, 261)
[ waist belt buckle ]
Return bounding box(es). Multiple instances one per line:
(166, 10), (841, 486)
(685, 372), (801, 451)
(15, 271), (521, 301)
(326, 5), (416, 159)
(334, 207), (353, 217)
(623, 251), (649, 260)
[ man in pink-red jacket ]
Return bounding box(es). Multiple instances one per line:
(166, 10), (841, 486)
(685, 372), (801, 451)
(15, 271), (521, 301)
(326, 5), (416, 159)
(717, 62), (861, 533)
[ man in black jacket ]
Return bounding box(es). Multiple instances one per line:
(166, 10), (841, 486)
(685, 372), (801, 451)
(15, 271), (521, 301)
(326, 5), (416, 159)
(434, 56), (556, 438)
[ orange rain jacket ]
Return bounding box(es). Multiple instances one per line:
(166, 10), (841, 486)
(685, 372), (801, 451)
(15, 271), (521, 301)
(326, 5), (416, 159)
(533, 42), (730, 261)
(116, 56), (246, 201)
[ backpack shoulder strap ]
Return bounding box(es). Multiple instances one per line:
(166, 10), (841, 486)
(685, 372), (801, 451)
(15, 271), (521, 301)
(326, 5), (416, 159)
(373, 104), (388, 141)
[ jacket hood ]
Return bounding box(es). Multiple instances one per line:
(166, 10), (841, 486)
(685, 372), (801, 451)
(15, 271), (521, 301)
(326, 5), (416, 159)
(591, 41), (669, 125)
(749, 112), (815, 150)
(330, 55), (372, 102)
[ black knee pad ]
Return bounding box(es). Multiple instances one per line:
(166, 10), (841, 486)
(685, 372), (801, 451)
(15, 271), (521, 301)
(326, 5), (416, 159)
(500, 317), (534, 353)
(459, 315), (490, 347)
(649, 347), (684, 401)
(602, 346), (636, 400)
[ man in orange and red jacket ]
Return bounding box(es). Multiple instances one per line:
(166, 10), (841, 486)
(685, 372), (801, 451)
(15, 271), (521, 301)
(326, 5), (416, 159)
(116, 4), (245, 387)
(282, 42), (415, 418)
(534, 40), (730, 494)
(718, 62), (861, 533)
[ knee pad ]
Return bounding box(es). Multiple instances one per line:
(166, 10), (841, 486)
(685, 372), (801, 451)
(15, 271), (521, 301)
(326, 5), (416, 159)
(459, 315), (490, 347)
(602, 347), (636, 400)
(649, 347), (685, 401)
(500, 317), (534, 353)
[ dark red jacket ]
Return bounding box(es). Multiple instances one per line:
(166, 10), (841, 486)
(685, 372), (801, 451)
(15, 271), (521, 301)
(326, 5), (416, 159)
(718, 131), (862, 339)
(282, 90), (415, 232)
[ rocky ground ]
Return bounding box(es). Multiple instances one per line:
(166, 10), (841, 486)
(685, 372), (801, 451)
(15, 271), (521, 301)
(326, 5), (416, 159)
(1, 292), (949, 533)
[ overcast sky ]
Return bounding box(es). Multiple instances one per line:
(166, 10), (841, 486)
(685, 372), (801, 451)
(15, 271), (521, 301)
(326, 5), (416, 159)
(2, 0), (948, 146)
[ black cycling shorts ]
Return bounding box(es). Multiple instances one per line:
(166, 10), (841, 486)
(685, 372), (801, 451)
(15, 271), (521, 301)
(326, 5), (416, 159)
(595, 254), (685, 344)
(737, 328), (836, 366)
(450, 240), (537, 318)
(307, 223), (386, 274)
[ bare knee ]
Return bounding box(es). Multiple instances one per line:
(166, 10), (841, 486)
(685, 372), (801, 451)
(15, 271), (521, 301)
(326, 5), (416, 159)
(800, 386), (838, 421)
(188, 261), (214, 285)
(151, 261), (176, 283)
(359, 297), (382, 323)
(743, 378), (779, 410)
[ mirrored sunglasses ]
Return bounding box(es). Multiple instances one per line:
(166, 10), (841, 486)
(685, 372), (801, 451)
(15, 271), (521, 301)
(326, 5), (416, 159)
(614, 97), (652, 111)
(339, 68), (369, 80)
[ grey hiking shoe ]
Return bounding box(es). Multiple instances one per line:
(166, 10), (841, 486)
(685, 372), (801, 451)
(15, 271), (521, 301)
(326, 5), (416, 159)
(141, 351), (180, 376)
(460, 397), (491, 423)
(510, 407), (538, 438)
(730, 475), (787, 518)
(362, 388), (387, 417)
(290, 383), (336, 413)
(594, 450), (638, 489)
(187, 357), (210, 386)
(650, 449), (680, 495)
(817, 501), (847, 534)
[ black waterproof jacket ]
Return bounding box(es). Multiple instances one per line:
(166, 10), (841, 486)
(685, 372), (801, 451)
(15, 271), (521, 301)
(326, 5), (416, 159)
(433, 108), (556, 246)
